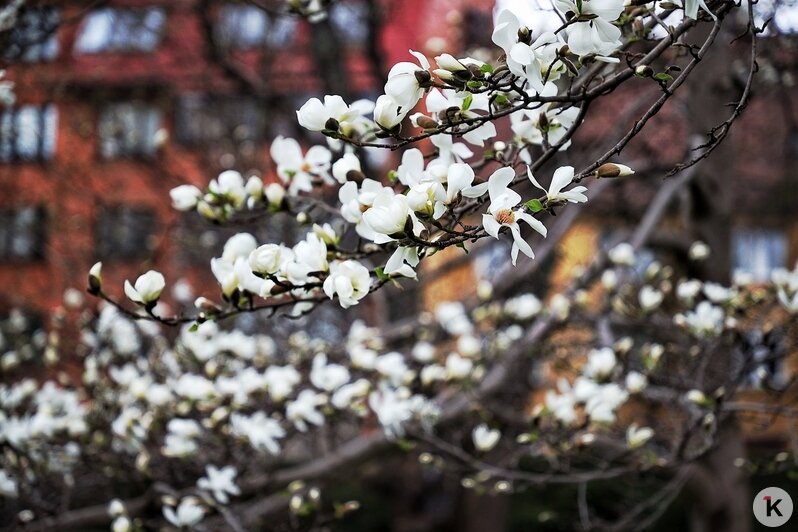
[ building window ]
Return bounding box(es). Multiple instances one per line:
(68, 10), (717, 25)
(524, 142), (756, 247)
(97, 206), (157, 260)
(461, 8), (493, 51)
(329, 1), (369, 45)
(175, 94), (265, 145)
(75, 8), (166, 53)
(216, 5), (296, 49)
(0, 206), (46, 261)
(99, 103), (162, 158)
(3, 7), (60, 62)
(732, 228), (787, 282)
(0, 105), (58, 162)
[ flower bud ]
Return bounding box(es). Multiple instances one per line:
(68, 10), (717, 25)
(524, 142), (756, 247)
(87, 261), (103, 295)
(635, 64), (653, 77)
(595, 163), (635, 178)
(265, 183), (286, 208)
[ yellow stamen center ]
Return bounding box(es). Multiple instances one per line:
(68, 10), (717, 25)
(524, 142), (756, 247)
(496, 209), (515, 225)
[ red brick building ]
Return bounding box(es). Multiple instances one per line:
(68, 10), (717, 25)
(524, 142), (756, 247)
(0, 0), (496, 318)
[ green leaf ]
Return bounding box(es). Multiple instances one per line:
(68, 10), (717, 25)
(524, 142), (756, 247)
(189, 322), (200, 332)
(480, 63), (494, 73)
(494, 94), (509, 106)
(387, 170), (398, 183)
(466, 80), (482, 90)
(374, 267), (390, 281)
(461, 93), (474, 111)
(525, 198), (545, 213)
(456, 242), (469, 254)
(653, 72), (673, 83)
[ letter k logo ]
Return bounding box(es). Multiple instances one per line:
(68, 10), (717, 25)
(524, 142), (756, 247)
(764, 496), (783, 517)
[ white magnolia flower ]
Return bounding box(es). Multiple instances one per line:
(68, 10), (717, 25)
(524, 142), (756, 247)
(297, 95), (374, 135)
(703, 282), (734, 303)
(384, 246), (420, 279)
(270, 136), (332, 196)
(362, 190), (423, 243)
(323, 260), (371, 308)
(556, 0), (624, 58)
(332, 153), (363, 184)
(445, 352), (473, 380)
(443, 163), (489, 205)
(528, 166), (588, 204)
(608, 242), (635, 266)
(472, 424), (501, 452)
(249, 244), (292, 277)
(384, 50), (431, 109)
(683, 0), (717, 20)
(368, 386), (416, 438)
(626, 424), (654, 449)
(331, 378), (370, 409)
(435, 301), (474, 335)
(584, 383), (628, 423)
(263, 365), (301, 402)
(209, 170), (246, 208)
(111, 516), (131, 532)
(170, 184), (202, 211)
(639, 286), (664, 312)
(545, 381), (577, 424)
(677, 279), (702, 302)
(230, 412), (285, 454)
(286, 390), (326, 432)
(683, 301), (724, 337)
(312, 223), (339, 246)
(374, 352), (410, 386)
(688, 241), (710, 261)
(374, 94), (407, 129)
(310, 353), (350, 392)
(265, 182), (286, 207)
(222, 233), (258, 262)
(163, 498), (204, 528)
(584, 347), (616, 380)
(287, 233), (329, 283)
(512, 100), (580, 150)
(504, 293), (543, 320)
(124, 270), (165, 305)
(492, 10), (566, 90)
(425, 89), (496, 146)
(625, 371), (648, 393)
(197, 465), (240, 505)
(686, 389), (708, 405)
(482, 166), (547, 265)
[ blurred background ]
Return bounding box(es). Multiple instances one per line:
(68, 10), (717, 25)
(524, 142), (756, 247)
(1, 0), (798, 530)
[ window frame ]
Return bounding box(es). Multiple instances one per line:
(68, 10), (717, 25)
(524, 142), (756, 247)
(0, 104), (58, 163)
(0, 205), (47, 263)
(74, 7), (167, 54)
(95, 204), (158, 261)
(98, 101), (163, 159)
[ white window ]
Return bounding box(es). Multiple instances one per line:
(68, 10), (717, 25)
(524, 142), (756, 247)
(216, 5), (296, 48)
(0, 105), (58, 162)
(732, 228), (787, 282)
(4, 7), (60, 62)
(0, 206), (46, 261)
(99, 103), (162, 158)
(75, 8), (166, 53)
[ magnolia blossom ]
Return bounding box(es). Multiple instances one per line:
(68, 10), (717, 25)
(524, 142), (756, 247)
(443, 163), (489, 205)
(556, 0), (624, 58)
(286, 390), (326, 432)
(384, 50), (431, 109)
(163, 498), (204, 528)
(626, 424), (654, 449)
(472, 424), (501, 452)
(584, 347), (616, 380)
(296, 95), (374, 135)
(425, 89), (496, 146)
(584, 383), (629, 423)
(625, 371), (648, 393)
(608, 242), (636, 266)
(374, 95), (407, 129)
(361, 189), (423, 243)
(482, 166), (548, 265)
(492, 10), (565, 90)
(528, 166), (588, 204)
(384, 246), (420, 278)
(683, 301), (724, 337)
(170, 184), (202, 211)
(124, 270), (165, 306)
(310, 353), (351, 391)
(323, 260), (371, 308)
(639, 286), (664, 312)
(332, 153), (363, 184)
(230, 412), (286, 454)
(209, 170), (246, 208)
(270, 136), (332, 196)
(197, 465), (240, 504)
(249, 244), (292, 277)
